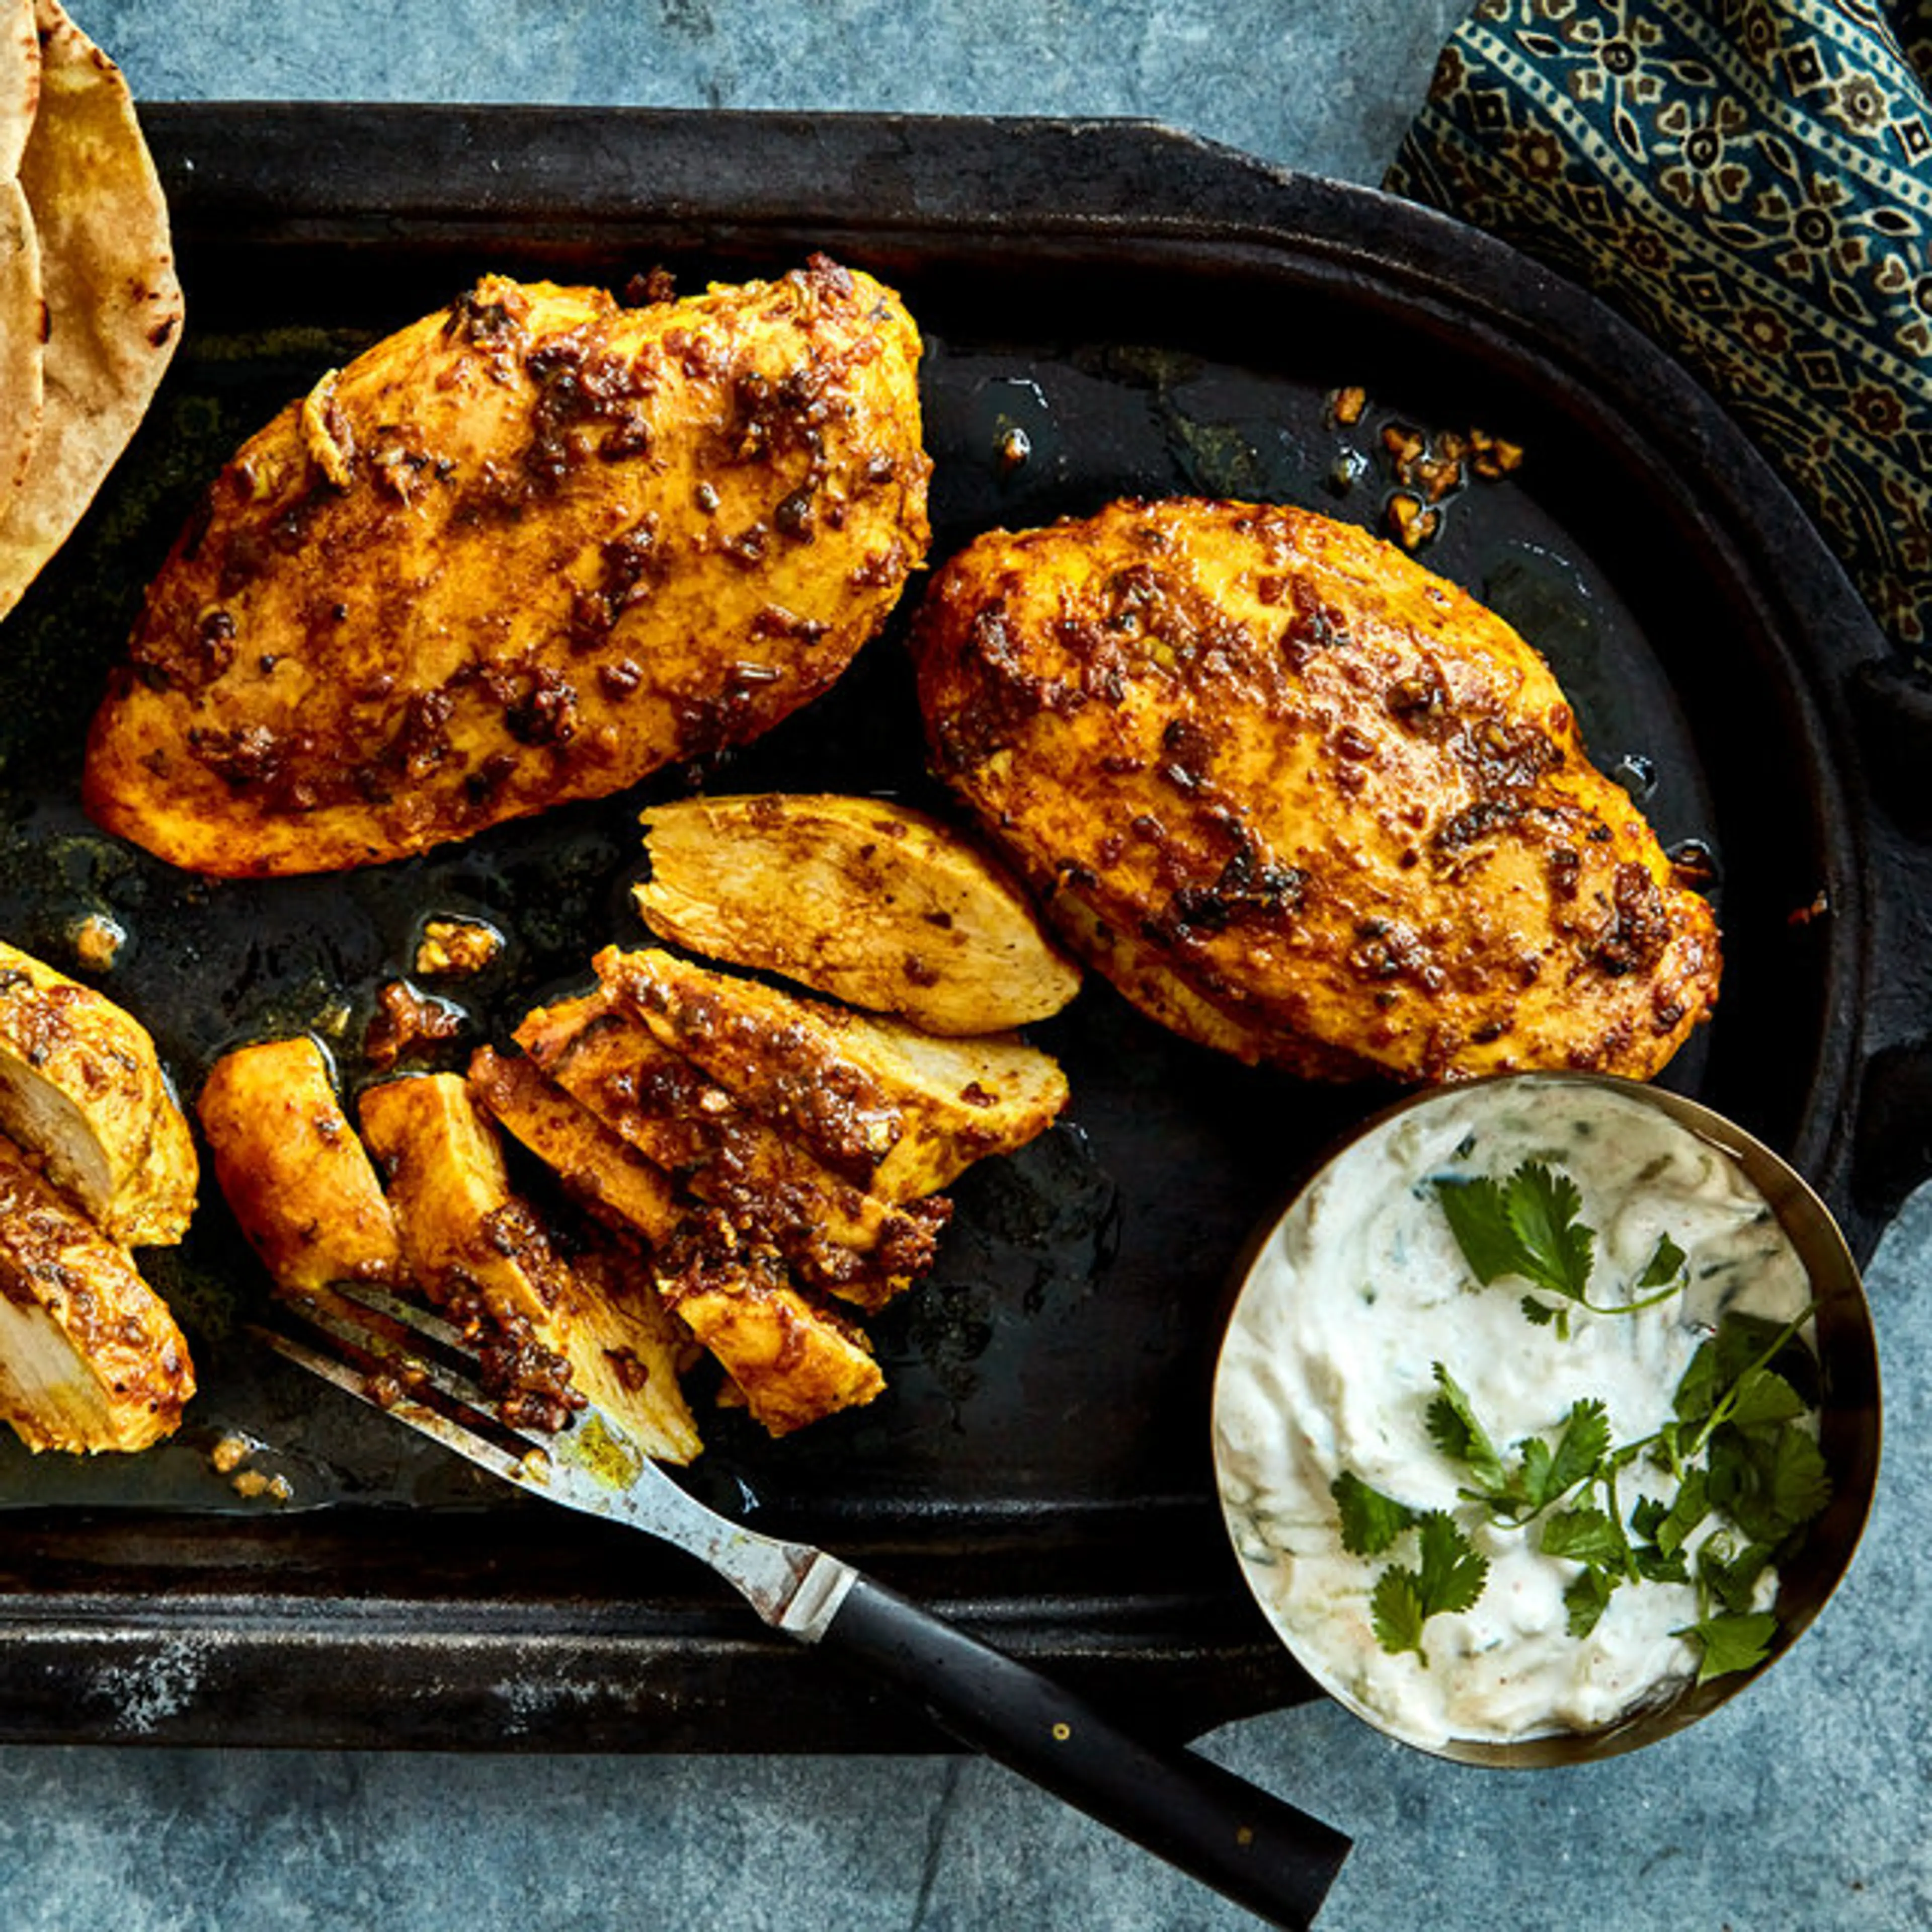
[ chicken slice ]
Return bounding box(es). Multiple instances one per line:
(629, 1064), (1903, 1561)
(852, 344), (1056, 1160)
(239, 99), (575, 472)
(913, 497), (1721, 1084)
(197, 1035), (405, 1294)
(658, 1247), (882, 1439)
(467, 1043), (679, 1247)
(84, 258), (931, 876)
(358, 1073), (564, 1329)
(357, 1072), (700, 1462)
(514, 988), (942, 1312)
(555, 1233), (703, 1465)
(0, 1129), (194, 1452)
(594, 945), (1069, 1202)
(0, 937), (197, 1245)
(633, 793), (1080, 1034)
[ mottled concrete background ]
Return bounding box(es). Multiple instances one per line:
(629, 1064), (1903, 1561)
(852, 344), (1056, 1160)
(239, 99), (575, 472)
(4, 2), (1928, 1926)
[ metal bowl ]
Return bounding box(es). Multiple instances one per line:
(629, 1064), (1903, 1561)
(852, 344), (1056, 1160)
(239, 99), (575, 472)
(1211, 1071), (1881, 1766)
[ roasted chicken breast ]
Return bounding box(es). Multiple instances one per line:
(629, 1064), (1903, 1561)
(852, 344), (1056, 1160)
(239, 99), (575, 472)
(913, 498), (1720, 1083)
(197, 1035), (404, 1295)
(84, 257), (931, 875)
(357, 1071), (701, 1460)
(0, 1129), (194, 1453)
(595, 944), (1069, 1203)
(633, 793), (1080, 1033)
(0, 937), (197, 1246)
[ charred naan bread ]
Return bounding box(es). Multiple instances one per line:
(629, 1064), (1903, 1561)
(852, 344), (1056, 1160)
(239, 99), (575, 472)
(913, 497), (1720, 1084)
(0, 0), (181, 621)
(0, 0), (41, 516)
(85, 258), (931, 875)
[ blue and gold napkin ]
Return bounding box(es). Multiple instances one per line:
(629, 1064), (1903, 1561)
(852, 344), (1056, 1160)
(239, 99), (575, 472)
(1389, 1), (1932, 659)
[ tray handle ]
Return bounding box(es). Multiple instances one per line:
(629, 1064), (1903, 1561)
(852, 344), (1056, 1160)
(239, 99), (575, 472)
(816, 1574), (1350, 1928)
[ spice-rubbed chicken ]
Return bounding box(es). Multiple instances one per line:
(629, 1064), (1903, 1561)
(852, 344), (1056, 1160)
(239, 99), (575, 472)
(913, 498), (1720, 1084)
(83, 257), (931, 876)
(198, 1035), (405, 1295)
(357, 1072), (701, 1461)
(0, 1131), (194, 1453)
(0, 937), (197, 1247)
(633, 793), (1081, 1034)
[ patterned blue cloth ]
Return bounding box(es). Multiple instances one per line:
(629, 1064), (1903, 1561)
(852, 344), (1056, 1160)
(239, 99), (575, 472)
(1389, 1), (1932, 658)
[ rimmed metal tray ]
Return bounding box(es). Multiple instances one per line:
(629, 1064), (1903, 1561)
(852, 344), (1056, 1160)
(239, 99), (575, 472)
(0, 106), (1921, 1750)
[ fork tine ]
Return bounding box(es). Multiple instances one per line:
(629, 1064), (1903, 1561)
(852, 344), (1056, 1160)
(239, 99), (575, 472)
(251, 1321), (542, 1485)
(313, 1281), (474, 1358)
(255, 1280), (550, 1478)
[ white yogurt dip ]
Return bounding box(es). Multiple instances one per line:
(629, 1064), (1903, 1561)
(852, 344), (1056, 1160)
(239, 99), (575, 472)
(1213, 1076), (1813, 1751)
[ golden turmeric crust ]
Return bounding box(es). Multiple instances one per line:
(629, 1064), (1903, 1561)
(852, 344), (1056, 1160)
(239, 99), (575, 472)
(633, 792), (1081, 1034)
(659, 1250), (882, 1439)
(83, 258), (931, 876)
(912, 497), (1721, 1084)
(513, 986), (943, 1311)
(356, 1070), (701, 1460)
(594, 944), (1070, 1203)
(357, 1072), (567, 1329)
(0, 1130), (194, 1453)
(467, 1043), (681, 1248)
(0, 937), (197, 1245)
(198, 1035), (405, 1294)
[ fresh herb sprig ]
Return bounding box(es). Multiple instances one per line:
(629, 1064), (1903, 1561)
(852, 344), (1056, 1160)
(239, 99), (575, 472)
(1334, 1310), (1829, 1676)
(1434, 1161), (1687, 1334)
(1331, 1474), (1488, 1666)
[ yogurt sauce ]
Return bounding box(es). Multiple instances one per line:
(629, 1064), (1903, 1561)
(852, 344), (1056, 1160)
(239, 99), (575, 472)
(1213, 1076), (1812, 1750)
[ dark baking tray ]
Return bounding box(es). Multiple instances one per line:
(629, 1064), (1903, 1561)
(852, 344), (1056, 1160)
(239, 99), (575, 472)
(0, 105), (1922, 1751)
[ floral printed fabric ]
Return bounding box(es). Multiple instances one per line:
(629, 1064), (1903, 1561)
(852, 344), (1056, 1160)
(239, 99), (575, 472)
(1388, 0), (1932, 655)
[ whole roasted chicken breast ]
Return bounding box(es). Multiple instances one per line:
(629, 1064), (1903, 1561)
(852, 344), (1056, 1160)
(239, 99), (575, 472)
(84, 257), (930, 876)
(912, 497), (1720, 1084)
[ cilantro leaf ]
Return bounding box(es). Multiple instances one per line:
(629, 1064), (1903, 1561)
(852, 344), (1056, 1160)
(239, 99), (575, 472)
(1627, 1492), (1693, 1583)
(1678, 1611), (1777, 1684)
(1503, 1163), (1596, 1302)
(1768, 1427), (1833, 1530)
(1709, 1424), (1833, 1547)
(1679, 1312), (1807, 1431)
(1434, 1176), (1523, 1285)
(1331, 1471), (1417, 1557)
(1653, 1467), (1710, 1559)
(1520, 1296), (1560, 1328)
(1370, 1566), (1429, 1663)
(1564, 1566), (1618, 1638)
(1635, 1232), (1688, 1293)
(1426, 1364), (1508, 1497)
(1496, 1399), (1611, 1521)
(1416, 1510), (1490, 1616)
(1435, 1162), (1595, 1303)
(1672, 1338), (1722, 1428)
(1367, 1512), (1490, 1664)
(1727, 1366), (1808, 1432)
(1698, 1539), (1776, 1617)
(1541, 1505), (1627, 1568)
(1543, 1399), (1612, 1502)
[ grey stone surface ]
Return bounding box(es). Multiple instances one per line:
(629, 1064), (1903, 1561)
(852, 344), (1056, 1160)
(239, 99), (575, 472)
(3, 3), (1926, 1927)
(82, 0), (1466, 190)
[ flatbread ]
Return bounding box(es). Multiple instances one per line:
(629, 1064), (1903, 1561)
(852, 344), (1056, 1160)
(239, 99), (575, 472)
(0, 0), (43, 513)
(0, 0), (38, 179)
(0, 178), (41, 507)
(0, 0), (180, 622)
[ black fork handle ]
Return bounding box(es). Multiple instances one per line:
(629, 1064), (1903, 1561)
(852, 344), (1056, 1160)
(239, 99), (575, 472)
(815, 1574), (1350, 1928)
